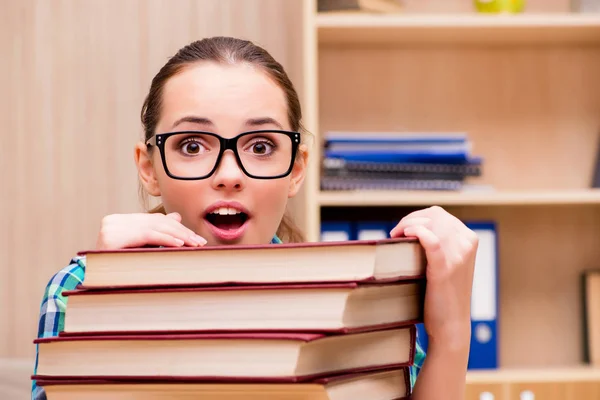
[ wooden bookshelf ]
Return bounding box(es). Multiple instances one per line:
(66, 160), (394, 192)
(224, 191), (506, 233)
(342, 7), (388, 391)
(298, 0), (600, 390)
(319, 189), (600, 207)
(317, 13), (600, 45)
(466, 366), (600, 383)
(465, 367), (600, 400)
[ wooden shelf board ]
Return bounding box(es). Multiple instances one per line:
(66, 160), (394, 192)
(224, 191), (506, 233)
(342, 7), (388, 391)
(318, 189), (600, 207)
(317, 13), (600, 45)
(467, 366), (600, 383)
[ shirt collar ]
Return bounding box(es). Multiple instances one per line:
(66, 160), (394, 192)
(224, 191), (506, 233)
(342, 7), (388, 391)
(270, 235), (282, 244)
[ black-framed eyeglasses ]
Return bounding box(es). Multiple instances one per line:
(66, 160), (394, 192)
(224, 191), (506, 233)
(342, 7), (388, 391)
(145, 130), (301, 180)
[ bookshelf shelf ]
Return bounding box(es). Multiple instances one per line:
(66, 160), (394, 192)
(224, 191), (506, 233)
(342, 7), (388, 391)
(319, 189), (600, 207)
(317, 13), (600, 45)
(466, 366), (600, 383)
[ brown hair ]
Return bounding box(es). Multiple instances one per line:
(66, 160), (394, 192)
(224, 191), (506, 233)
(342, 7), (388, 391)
(139, 36), (306, 243)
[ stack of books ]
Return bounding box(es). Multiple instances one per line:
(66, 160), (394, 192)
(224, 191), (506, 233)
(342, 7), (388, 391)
(32, 238), (427, 399)
(321, 131), (483, 191)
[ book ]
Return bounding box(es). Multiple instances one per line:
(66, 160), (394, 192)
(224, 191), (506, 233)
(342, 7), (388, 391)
(35, 368), (411, 400)
(323, 149), (470, 164)
(60, 282), (424, 335)
(323, 132), (468, 144)
(326, 142), (470, 155)
(78, 238), (425, 289)
(582, 270), (600, 365)
(34, 328), (414, 381)
(318, 0), (404, 13)
(322, 132), (472, 164)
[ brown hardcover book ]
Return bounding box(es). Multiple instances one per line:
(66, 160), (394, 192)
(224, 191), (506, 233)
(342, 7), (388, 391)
(34, 328), (414, 381)
(77, 238), (425, 289)
(35, 368), (411, 400)
(60, 281), (424, 335)
(583, 270), (600, 365)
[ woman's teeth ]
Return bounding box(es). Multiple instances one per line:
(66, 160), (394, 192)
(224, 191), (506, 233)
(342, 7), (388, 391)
(211, 207), (242, 216)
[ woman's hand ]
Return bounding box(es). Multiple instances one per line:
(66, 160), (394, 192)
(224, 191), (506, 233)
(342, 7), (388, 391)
(96, 212), (207, 250)
(391, 206), (478, 350)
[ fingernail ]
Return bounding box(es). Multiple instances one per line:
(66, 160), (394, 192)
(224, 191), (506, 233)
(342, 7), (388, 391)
(175, 238), (185, 246)
(194, 235), (207, 245)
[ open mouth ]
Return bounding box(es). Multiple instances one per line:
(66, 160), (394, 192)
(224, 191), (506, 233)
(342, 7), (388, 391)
(205, 207), (249, 231)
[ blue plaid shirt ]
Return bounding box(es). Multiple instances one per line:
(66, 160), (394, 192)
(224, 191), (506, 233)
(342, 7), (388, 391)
(32, 236), (425, 399)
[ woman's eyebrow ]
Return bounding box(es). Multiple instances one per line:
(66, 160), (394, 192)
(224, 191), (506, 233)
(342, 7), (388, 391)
(246, 117), (284, 130)
(172, 116), (214, 129)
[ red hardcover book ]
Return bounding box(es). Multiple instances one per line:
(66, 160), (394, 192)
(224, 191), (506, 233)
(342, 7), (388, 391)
(60, 281), (424, 335)
(34, 368), (411, 400)
(34, 327), (415, 382)
(76, 237), (425, 289)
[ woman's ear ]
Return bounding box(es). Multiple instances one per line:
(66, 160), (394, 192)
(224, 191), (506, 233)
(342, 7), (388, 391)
(288, 144), (309, 198)
(134, 142), (161, 197)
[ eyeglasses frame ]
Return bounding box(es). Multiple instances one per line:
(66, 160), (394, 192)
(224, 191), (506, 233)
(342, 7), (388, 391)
(145, 129), (301, 180)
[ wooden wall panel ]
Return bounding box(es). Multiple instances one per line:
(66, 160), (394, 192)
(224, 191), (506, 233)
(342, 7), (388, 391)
(0, 0), (306, 367)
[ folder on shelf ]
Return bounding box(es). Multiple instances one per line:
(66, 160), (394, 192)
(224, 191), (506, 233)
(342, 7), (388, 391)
(582, 270), (600, 366)
(410, 221), (499, 370)
(356, 222), (390, 241)
(467, 221), (499, 370)
(320, 221), (353, 242)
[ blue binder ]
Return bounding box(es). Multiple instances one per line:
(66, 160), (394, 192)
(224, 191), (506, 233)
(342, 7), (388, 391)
(355, 221), (390, 241)
(466, 221), (499, 370)
(320, 221), (353, 242)
(412, 222), (498, 370)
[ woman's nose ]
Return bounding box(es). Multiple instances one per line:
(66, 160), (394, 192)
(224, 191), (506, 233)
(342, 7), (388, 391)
(211, 150), (245, 191)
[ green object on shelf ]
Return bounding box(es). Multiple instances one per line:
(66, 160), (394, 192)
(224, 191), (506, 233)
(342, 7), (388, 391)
(474, 0), (525, 13)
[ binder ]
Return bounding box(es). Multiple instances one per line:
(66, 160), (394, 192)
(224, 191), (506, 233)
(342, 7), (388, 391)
(410, 221), (499, 370)
(355, 222), (390, 241)
(467, 221), (499, 370)
(320, 221), (353, 242)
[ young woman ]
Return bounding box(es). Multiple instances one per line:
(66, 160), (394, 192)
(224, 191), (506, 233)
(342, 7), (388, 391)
(32, 36), (477, 400)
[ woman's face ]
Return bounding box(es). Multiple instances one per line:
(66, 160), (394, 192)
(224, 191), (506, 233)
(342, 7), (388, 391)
(136, 62), (307, 245)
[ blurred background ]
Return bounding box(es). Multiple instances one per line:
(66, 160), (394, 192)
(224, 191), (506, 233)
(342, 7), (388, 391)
(2, 0), (600, 399)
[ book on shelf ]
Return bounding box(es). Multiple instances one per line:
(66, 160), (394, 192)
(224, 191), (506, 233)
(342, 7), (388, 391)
(318, 0), (404, 13)
(36, 368), (412, 400)
(320, 131), (484, 192)
(572, 0), (600, 12)
(60, 281), (424, 335)
(78, 237), (425, 289)
(34, 328), (415, 380)
(582, 270), (600, 366)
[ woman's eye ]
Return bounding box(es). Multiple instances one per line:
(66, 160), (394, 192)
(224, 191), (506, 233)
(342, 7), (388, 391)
(250, 141), (274, 155)
(181, 140), (205, 155)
